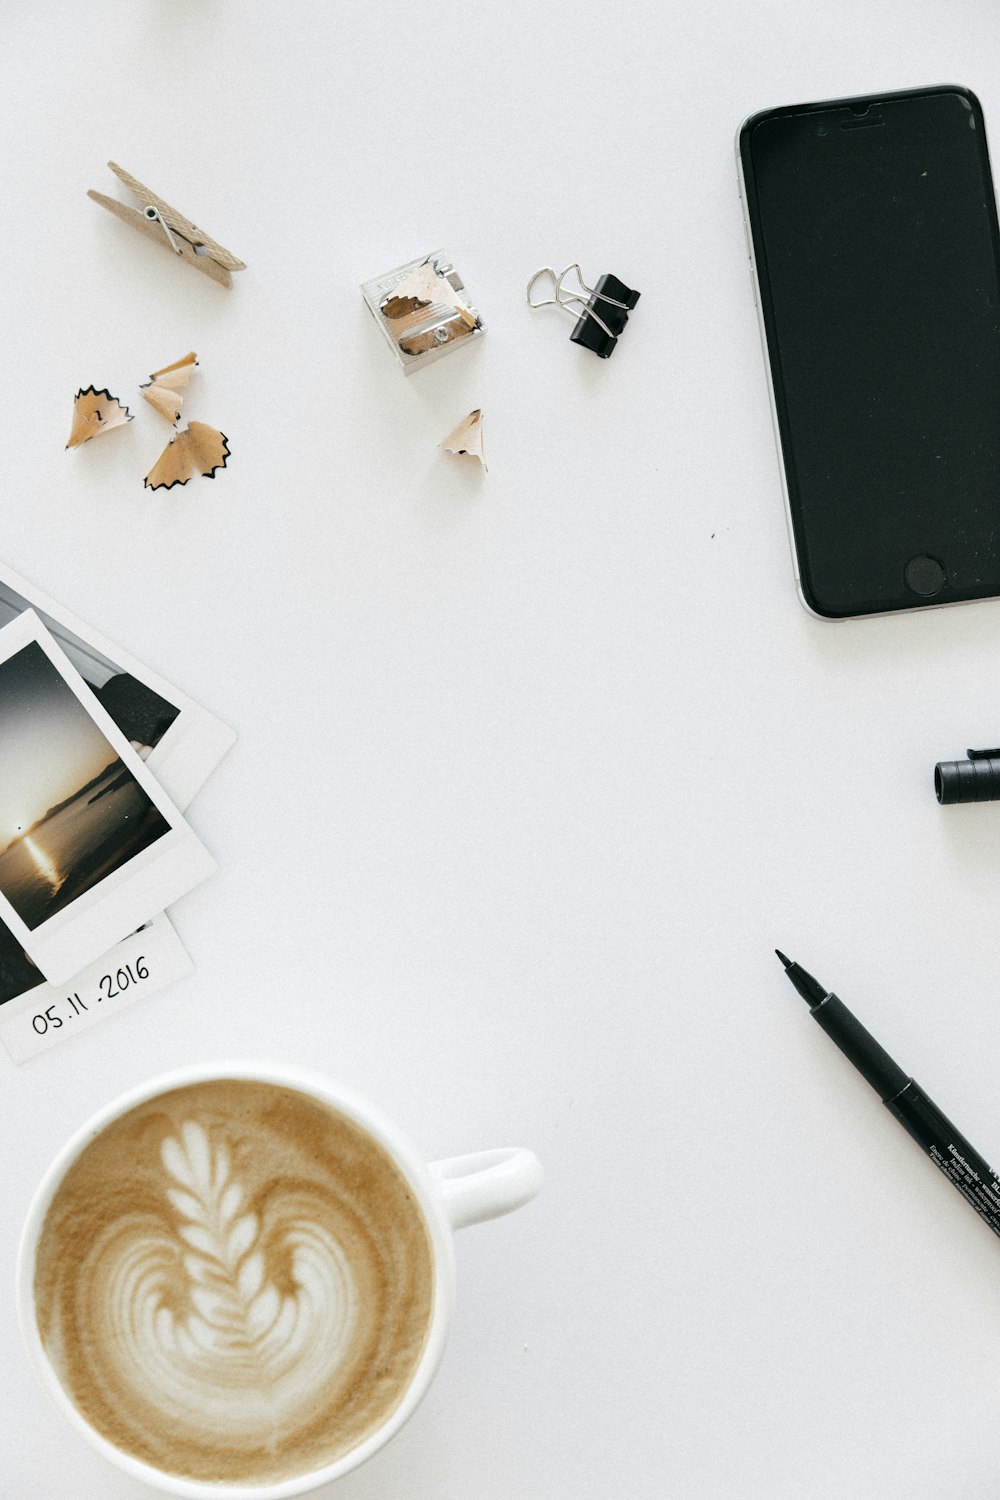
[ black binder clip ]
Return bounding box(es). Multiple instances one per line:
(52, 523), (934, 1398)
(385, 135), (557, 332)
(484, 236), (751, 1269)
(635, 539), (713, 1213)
(526, 263), (640, 359)
(934, 746), (1000, 803)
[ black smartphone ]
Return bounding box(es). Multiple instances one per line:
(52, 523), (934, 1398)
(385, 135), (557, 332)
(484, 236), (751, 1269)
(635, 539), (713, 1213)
(738, 85), (1000, 618)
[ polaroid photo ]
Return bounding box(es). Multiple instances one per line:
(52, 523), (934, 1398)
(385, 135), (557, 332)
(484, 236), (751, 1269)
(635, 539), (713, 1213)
(0, 560), (235, 811)
(0, 611), (216, 984)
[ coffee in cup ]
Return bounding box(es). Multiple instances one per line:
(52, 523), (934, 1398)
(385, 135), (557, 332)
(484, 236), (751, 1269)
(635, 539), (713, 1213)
(19, 1063), (542, 1497)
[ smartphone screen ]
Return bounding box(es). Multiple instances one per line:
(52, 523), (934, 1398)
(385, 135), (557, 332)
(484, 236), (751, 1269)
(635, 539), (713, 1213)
(739, 86), (1000, 618)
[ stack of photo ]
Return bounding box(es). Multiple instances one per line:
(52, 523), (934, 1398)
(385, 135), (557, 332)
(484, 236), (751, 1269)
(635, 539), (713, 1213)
(0, 567), (233, 1028)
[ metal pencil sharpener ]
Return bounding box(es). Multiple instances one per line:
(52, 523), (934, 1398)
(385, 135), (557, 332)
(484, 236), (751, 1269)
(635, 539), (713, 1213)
(361, 250), (485, 373)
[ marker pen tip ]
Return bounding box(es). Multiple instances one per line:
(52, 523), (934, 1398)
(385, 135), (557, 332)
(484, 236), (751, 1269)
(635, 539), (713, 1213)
(776, 952), (828, 1006)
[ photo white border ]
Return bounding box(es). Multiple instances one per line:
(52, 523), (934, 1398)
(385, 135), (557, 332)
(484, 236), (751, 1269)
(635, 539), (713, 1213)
(0, 612), (216, 983)
(0, 560), (235, 811)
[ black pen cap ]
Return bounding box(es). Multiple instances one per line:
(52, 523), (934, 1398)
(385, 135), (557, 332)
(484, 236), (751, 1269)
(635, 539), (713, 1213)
(935, 748), (1000, 804)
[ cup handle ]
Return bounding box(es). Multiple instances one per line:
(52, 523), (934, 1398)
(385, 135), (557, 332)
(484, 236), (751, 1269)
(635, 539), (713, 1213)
(428, 1148), (543, 1230)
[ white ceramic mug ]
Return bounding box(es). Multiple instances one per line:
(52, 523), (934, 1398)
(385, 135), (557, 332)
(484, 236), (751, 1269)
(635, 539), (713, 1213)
(17, 1061), (543, 1498)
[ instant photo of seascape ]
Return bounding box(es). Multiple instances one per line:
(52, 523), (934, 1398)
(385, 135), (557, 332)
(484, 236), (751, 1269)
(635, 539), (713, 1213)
(0, 642), (170, 930)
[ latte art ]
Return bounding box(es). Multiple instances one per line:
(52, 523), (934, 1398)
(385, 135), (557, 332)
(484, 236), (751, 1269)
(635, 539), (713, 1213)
(33, 1080), (436, 1485)
(107, 1120), (357, 1442)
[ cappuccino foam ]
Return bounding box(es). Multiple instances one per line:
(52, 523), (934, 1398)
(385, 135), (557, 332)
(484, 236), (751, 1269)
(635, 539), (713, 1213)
(32, 1079), (436, 1485)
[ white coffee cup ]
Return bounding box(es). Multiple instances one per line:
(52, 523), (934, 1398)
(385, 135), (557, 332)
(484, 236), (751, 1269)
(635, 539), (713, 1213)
(17, 1061), (543, 1498)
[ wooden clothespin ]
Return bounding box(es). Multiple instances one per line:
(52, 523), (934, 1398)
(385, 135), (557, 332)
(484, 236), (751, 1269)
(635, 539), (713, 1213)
(87, 162), (246, 288)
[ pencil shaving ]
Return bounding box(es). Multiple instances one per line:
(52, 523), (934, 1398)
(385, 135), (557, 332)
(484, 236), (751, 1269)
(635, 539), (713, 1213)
(441, 409), (487, 470)
(381, 263), (476, 326)
(66, 388), (133, 449)
(145, 422), (230, 491)
(142, 352), (198, 425)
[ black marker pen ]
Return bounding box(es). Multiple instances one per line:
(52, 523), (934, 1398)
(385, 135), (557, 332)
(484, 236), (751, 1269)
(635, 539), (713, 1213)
(777, 951), (1000, 1241)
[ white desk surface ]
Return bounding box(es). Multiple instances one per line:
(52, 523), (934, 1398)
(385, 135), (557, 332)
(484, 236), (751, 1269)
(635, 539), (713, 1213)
(4, 3), (1000, 1496)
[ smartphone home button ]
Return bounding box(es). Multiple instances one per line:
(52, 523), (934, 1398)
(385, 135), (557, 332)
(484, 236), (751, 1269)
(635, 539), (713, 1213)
(904, 555), (946, 596)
